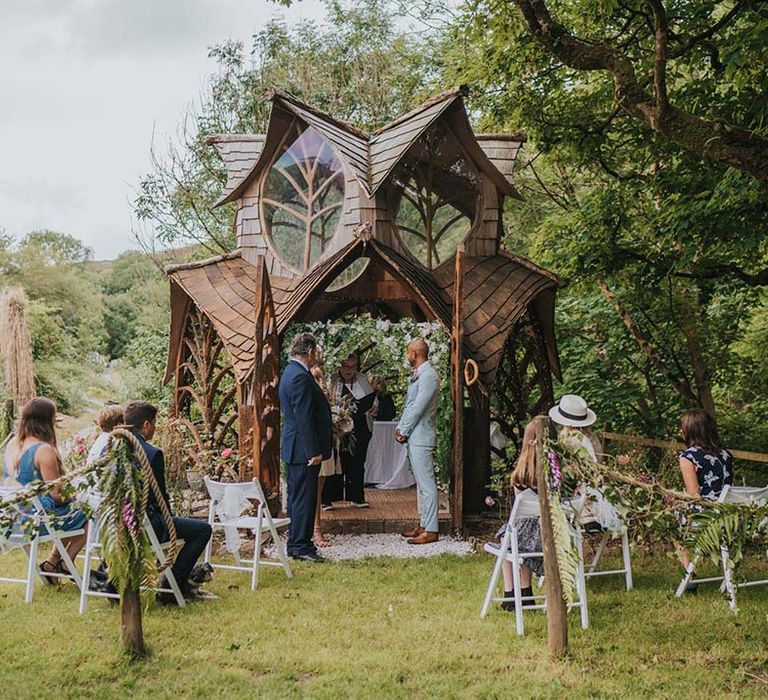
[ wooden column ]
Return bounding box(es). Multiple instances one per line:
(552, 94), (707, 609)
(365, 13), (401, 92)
(533, 415), (568, 656)
(462, 394), (490, 513)
(450, 245), (466, 529)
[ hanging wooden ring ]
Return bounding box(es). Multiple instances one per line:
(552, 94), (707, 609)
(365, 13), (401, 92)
(464, 358), (479, 387)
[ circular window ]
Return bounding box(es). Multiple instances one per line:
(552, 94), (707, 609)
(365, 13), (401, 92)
(390, 126), (479, 269)
(261, 124), (345, 274)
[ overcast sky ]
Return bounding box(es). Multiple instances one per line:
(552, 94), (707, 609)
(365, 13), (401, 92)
(0, 0), (327, 260)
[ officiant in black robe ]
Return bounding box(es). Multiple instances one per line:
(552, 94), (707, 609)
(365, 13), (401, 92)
(321, 353), (377, 509)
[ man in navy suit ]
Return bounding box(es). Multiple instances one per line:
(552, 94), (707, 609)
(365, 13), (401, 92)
(125, 401), (214, 603)
(279, 332), (333, 563)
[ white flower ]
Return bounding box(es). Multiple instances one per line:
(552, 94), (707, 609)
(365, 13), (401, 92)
(375, 319), (391, 331)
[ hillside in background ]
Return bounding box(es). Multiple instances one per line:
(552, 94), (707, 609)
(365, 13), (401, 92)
(0, 231), (209, 414)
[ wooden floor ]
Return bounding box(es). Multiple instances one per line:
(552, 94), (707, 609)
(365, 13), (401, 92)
(320, 487), (452, 535)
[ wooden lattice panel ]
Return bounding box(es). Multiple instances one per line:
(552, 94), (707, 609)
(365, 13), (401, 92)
(491, 310), (554, 463)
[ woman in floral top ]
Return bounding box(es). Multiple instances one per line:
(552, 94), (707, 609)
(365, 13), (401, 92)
(677, 409), (734, 586)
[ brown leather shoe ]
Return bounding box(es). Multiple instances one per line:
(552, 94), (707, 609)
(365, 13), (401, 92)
(407, 531), (439, 545)
(401, 526), (424, 538)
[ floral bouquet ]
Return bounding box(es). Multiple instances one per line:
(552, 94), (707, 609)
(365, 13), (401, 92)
(63, 432), (94, 473)
(326, 390), (356, 454)
(331, 402), (354, 437)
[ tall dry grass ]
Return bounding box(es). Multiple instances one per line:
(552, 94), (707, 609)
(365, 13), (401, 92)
(0, 286), (36, 407)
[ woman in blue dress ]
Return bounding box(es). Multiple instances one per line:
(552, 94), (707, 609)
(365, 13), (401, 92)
(677, 408), (734, 587)
(3, 397), (88, 584)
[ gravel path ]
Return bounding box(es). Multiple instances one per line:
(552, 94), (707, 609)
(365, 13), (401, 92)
(267, 533), (472, 561)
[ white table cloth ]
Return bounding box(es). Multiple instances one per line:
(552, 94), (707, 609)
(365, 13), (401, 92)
(364, 421), (416, 490)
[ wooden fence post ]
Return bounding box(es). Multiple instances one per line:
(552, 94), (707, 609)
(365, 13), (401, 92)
(121, 588), (145, 656)
(533, 415), (568, 656)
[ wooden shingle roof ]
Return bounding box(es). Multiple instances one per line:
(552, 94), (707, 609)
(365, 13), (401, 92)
(368, 90), (462, 195)
(432, 253), (562, 388)
(166, 242), (561, 393)
(211, 88), (522, 204)
(165, 252), (263, 383)
(206, 135), (266, 206)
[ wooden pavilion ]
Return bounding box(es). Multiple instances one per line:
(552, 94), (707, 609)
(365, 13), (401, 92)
(164, 88), (563, 526)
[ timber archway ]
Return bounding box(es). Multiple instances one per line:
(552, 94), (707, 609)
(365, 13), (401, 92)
(165, 88), (563, 525)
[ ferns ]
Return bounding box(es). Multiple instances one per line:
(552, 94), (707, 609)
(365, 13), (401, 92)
(98, 437), (160, 592)
(548, 495), (581, 604)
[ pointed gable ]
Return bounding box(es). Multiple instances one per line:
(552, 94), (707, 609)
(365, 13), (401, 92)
(368, 89), (462, 195)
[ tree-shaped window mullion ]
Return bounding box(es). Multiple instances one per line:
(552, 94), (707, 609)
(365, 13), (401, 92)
(391, 126), (479, 270)
(262, 124), (345, 273)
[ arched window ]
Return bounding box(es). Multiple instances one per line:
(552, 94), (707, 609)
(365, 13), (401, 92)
(261, 124), (345, 273)
(389, 126), (479, 269)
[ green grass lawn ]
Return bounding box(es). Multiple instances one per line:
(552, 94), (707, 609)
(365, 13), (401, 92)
(1, 550), (767, 699)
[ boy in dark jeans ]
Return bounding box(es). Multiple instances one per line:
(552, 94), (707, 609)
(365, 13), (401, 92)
(124, 401), (213, 604)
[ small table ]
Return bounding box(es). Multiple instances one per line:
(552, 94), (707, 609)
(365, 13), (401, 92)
(364, 421), (416, 490)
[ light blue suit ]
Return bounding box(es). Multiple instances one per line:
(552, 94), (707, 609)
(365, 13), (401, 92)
(397, 361), (439, 532)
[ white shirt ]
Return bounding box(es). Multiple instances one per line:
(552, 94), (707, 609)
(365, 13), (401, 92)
(86, 432), (111, 467)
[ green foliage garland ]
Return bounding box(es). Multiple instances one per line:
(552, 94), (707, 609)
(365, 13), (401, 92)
(544, 447), (581, 604)
(97, 436), (158, 592)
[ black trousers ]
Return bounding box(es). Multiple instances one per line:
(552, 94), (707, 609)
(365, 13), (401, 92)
(148, 507), (212, 589)
(342, 431), (371, 504)
(286, 462), (320, 556)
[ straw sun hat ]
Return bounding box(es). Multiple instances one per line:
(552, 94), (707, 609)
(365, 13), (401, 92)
(548, 394), (596, 428)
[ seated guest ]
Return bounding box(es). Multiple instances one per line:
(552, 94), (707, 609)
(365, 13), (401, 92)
(86, 402), (124, 466)
(124, 401), (213, 603)
(498, 420), (541, 611)
(677, 409), (733, 585)
(2, 397), (88, 583)
(371, 376), (396, 422)
(548, 394), (599, 460)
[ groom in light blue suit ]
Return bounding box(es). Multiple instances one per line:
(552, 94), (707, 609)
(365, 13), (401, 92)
(395, 338), (440, 544)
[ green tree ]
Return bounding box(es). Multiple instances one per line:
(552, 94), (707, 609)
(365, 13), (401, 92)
(439, 0), (768, 447)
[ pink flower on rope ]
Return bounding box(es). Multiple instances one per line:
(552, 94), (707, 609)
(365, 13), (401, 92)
(221, 447), (234, 459)
(547, 450), (562, 490)
(123, 494), (138, 537)
(617, 454), (631, 466)
(485, 495), (496, 508)
(74, 444), (85, 455)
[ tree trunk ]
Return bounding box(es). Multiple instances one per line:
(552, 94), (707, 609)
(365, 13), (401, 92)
(512, 0), (768, 181)
(120, 588), (145, 657)
(534, 416), (568, 656)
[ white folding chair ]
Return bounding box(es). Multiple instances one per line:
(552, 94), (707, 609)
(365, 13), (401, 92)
(675, 485), (768, 610)
(577, 487), (633, 591)
(79, 491), (186, 612)
(1, 486), (84, 603)
(480, 489), (589, 635)
(204, 476), (292, 590)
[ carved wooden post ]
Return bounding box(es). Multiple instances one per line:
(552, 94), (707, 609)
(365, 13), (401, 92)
(236, 383), (255, 481)
(533, 415), (568, 656)
(450, 245), (466, 529)
(251, 256), (281, 509)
